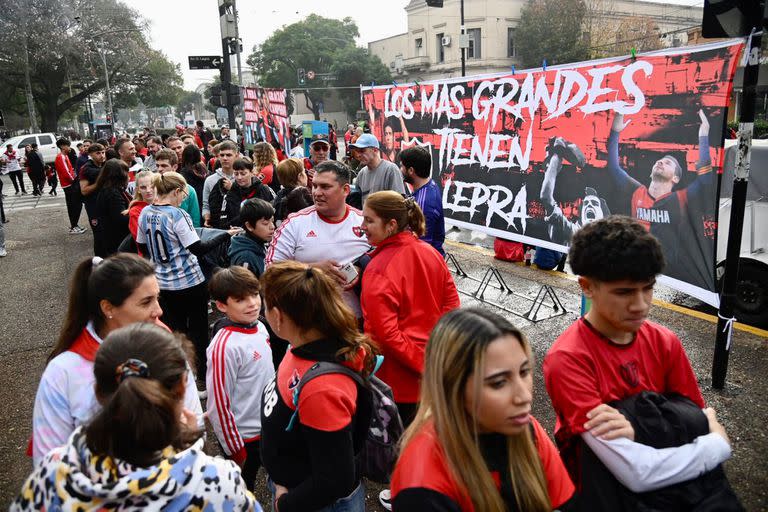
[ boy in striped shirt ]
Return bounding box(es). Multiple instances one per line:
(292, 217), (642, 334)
(206, 266), (275, 490)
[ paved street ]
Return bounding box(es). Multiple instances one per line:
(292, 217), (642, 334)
(0, 173), (766, 510)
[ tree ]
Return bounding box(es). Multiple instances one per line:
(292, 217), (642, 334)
(516, 0), (589, 69)
(176, 90), (203, 123)
(614, 16), (662, 56)
(0, 0), (183, 132)
(247, 14), (391, 120)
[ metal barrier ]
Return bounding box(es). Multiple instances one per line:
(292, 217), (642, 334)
(445, 251), (568, 323)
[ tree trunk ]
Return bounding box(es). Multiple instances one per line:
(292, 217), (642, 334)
(40, 94), (60, 132)
(22, 37), (39, 132)
(303, 92), (322, 121)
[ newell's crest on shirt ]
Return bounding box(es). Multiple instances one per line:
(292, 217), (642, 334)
(352, 226), (364, 237)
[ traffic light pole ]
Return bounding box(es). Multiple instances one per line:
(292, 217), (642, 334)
(712, 12), (766, 389)
(219, 0), (237, 129)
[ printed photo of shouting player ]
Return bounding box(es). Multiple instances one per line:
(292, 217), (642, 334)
(540, 137), (610, 246)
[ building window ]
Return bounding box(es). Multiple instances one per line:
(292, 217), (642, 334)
(467, 28), (481, 59)
(415, 37), (424, 56)
(436, 32), (445, 63)
(507, 28), (517, 58)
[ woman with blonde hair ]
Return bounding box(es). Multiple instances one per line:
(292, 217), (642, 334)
(136, 172), (210, 377)
(391, 308), (576, 511)
(253, 141), (279, 193)
(127, 169), (155, 248)
(260, 260), (378, 511)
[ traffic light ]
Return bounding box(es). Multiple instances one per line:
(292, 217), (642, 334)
(227, 37), (243, 55)
(425, 0), (444, 6)
(210, 85), (224, 107)
(227, 83), (241, 106)
(297, 68), (306, 86)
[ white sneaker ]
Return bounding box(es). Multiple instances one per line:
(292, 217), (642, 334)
(198, 389), (208, 400)
(73, 226), (86, 234)
(68, 227), (79, 234)
(379, 489), (392, 511)
(0, 248), (7, 257)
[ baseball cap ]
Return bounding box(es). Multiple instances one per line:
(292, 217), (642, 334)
(310, 134), (330, 147)
(349, 133), (380, 150)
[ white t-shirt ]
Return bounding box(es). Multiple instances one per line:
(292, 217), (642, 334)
(137, 205), (204, 291)
(266, 205), (370, 316)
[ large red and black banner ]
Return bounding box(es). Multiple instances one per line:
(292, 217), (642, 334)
(243, 87), (291, 151)
(362, 40), (743, 306)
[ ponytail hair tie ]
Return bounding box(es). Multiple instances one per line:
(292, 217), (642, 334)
(92, 256), (103, 267)
(404, 197), (417, 210)
(305, 267), (314, 279)
(115, 358), (150, 384)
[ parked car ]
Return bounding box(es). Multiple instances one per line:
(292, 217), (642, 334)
(719, 140), (768, 328)
(2, 133), (59, 164)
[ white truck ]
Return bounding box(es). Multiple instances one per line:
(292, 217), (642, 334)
(2, 133), (60, 164)
(718, 140), (768, 328)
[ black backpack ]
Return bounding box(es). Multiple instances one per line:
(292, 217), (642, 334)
(286, 356), (404, 483)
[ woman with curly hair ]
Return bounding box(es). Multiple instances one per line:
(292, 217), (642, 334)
(253, 141), (280, 194)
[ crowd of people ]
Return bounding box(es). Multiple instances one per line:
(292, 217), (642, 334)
(8, 119), (742, 511)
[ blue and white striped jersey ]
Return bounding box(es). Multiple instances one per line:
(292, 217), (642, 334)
(137, 204), (204, 291)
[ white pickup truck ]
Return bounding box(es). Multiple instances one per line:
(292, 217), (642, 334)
(2, 133), (60, 164)
(719, 140), (768, 328)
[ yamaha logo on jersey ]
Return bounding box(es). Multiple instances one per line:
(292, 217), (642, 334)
(352, 226), (364, 237)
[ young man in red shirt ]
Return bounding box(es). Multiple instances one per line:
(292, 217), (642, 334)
(54, 138), (85, 234)
(544, 216), (732, 509)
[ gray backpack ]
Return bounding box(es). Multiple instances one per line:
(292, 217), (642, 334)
(286, 356), (404, 483)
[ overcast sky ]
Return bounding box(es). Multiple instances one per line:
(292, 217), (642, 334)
(122, 0), (702, 91)
(122, 0), (411, 90)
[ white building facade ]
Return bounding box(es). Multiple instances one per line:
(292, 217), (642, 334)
(369, 0), (703, 83)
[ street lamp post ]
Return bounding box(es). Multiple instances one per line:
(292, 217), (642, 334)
(84, 28), (142, 130)
(97, 45), (114, 130)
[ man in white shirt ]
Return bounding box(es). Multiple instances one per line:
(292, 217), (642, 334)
(266, 160), (369, 316)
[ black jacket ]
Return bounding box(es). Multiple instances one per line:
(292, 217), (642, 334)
(27, 150), (45, 178)
(94, 187), (131, 256)
(273, 186), (294, 224)
(80, 160), (102, 215)
(225, 177), (274, 227)
(180, 166), (208, 212)
(575, 392), (743, 512)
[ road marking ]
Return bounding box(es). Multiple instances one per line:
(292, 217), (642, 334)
(445, 240), (768, 339)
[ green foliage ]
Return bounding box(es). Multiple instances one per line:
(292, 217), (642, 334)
(0, 0), (184, 131)
(516, 0), (589, 69)
(728, 120), (768, 139)
(202, 77), (222, 115)
(247, 14), (390, 120)
(176, 90), (203, 122)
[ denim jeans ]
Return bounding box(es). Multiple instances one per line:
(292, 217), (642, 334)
(267, 478), (365, 512)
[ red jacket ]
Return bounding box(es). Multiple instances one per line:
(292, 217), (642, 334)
(54, 153), (76, 188)
(361, 231), (460, 402)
